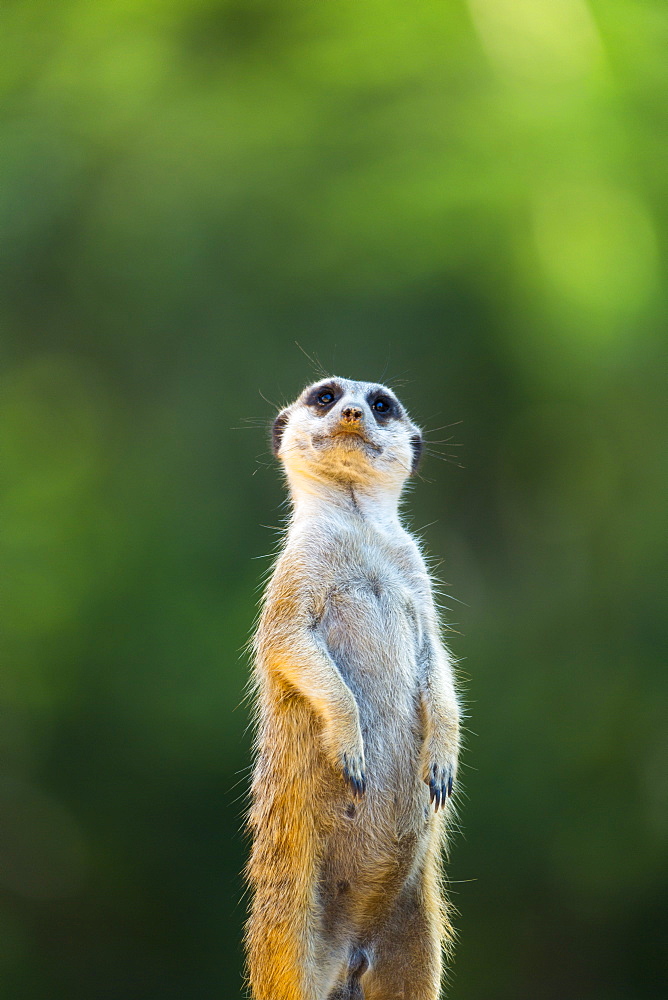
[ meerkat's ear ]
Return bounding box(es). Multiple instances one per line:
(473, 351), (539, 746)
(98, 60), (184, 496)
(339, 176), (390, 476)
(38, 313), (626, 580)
(410, 431), (424, 474)
(272, 409), (290, 457)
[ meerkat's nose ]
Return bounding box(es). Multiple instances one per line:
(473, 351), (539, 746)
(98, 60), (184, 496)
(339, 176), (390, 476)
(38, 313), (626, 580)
(341, 405), (363, 424)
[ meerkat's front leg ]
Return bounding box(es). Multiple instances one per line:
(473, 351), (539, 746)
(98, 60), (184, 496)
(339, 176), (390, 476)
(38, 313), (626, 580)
(259, 613), (366, 797)
(420, 631), (460, 811)
(309, 631), (367, 797)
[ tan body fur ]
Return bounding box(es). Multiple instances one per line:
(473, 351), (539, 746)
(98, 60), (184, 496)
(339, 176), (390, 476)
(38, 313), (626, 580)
(246, 378), (460, 1000)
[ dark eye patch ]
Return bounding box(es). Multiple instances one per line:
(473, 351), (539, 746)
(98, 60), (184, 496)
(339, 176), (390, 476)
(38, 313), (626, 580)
(367, 391), (398, 420)
(306, 384), (340, 410)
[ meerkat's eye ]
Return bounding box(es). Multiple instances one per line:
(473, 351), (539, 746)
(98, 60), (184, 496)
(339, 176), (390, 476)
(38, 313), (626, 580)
(306, 384), (340, 410)
(372, 396), (392, 414)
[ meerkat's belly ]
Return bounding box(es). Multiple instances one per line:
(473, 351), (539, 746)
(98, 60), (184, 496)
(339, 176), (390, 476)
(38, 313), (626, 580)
(320, 579), (426, 805)
(316, 579), (432, 914)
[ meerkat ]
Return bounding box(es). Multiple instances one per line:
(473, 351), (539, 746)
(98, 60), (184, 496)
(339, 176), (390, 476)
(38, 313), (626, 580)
(246, 376), (461, 1000)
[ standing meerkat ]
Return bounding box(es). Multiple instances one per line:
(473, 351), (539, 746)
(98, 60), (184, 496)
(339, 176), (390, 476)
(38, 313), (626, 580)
(246, 376), (461, 1000)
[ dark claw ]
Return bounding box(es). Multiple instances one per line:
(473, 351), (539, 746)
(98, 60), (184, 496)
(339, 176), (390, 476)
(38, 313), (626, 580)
(342, 755), (366, 799)
(427, 765), (455, 811)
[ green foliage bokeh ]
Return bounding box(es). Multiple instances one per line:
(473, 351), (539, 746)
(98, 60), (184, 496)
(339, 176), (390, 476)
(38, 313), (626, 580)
(1, 1), (666, 997)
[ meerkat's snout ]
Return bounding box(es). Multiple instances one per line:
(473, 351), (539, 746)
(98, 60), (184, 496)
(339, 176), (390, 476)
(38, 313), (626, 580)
(340, 404), (363, 425)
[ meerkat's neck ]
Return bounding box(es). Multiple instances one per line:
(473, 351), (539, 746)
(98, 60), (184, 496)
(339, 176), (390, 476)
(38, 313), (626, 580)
(287, 474), (404, 532)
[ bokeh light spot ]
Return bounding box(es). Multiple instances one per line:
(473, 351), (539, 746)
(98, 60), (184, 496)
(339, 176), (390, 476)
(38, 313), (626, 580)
(532, 181), (658, 324)
(468, 0), (604, 82)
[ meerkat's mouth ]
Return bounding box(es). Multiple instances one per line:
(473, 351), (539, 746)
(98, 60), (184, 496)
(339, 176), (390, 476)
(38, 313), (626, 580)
(312, 430), (382, 454)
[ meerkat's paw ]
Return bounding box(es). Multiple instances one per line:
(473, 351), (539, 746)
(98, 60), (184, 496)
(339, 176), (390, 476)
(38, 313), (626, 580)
(321, 714), (367, 798)
(424, 759), (456, 811)
(341, 750), (367, 799)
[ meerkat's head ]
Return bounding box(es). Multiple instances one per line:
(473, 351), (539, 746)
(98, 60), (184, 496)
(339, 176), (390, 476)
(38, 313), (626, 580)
(272, 377), (423, 496)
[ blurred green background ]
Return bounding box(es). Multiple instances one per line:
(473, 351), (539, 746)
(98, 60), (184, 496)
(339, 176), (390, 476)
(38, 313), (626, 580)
(1, 1), (666, 997)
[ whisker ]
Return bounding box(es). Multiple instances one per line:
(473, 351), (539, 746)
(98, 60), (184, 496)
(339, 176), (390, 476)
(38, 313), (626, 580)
(258, 388), (282, 410)
(423, 421), (464, 435)
(295, 341), (327, 378)
(425, 438), (464, 448)
(424, 450), (466, 469)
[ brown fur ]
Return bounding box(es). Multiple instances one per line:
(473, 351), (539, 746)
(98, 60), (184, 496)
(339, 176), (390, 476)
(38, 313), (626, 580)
(246, 378), (460, 999)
